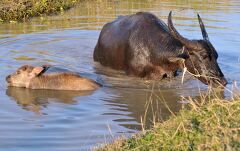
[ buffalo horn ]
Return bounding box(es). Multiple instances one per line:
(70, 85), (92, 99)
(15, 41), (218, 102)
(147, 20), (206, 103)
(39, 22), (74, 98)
(168, 11), (202, 50)
(197, 14), (209, 41)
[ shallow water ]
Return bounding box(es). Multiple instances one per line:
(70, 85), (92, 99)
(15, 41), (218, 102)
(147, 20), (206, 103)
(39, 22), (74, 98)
(0, 0), (240, 150)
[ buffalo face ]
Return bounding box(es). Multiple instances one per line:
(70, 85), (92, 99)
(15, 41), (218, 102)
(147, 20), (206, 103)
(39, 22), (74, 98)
(168, 12), (227, 87)
(6, 65), (45, 88)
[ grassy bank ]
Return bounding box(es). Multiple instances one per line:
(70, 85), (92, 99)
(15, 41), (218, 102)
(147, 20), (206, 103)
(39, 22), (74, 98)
(99, 93), (240, 150)
(0, 0), (82, 22)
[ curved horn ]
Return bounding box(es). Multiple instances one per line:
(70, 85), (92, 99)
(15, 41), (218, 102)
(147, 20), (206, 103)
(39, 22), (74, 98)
(168, 11), (201, 50)
(197, 14), (209, 41)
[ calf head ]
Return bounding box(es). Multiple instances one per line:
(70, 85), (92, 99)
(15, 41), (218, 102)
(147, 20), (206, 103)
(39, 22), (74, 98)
(168, 11), (227, 87)
(6, 65), (45, 88)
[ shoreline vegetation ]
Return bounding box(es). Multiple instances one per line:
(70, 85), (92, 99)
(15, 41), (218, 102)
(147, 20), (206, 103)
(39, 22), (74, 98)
(98, 92), (240, 150)
(0, 0), (83, 22)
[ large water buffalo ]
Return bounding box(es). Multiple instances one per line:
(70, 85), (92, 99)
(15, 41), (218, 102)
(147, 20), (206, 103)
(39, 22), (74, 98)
(93, 11), (227, 87)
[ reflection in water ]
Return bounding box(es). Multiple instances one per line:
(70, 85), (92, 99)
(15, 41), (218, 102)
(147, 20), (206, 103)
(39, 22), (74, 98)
(6, 87), (93, 114)
(104, 87), (184, 130)
(109, 86), (225, 130)
(104, 85), (227, 131)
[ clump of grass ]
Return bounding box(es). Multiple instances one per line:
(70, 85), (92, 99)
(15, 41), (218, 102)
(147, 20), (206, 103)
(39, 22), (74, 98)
(0, 0), (81, 22)
(98, 91), (240, 150)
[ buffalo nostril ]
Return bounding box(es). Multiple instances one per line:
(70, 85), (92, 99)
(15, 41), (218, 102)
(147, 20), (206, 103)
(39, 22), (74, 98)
(6, 75), (11, 82)
(221, 78), (228, 86)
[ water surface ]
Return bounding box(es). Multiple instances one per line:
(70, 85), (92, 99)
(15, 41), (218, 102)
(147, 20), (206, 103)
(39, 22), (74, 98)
(0, 0), (240, 150)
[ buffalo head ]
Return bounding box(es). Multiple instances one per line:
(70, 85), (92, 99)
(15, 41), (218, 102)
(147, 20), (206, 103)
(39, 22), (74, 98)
(168, 11), (227, 87)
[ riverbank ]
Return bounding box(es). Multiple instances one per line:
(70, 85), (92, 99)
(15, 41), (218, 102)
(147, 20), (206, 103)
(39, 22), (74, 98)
(0, 0), (83, 22)
(99, 93), (240, 150)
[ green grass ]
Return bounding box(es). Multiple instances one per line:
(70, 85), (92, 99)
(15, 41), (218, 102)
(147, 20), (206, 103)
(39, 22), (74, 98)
(0, 0), (81, 22)
(98, 92), (240, 150)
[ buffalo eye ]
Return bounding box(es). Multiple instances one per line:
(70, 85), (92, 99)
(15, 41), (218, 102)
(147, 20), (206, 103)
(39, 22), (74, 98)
(200, 51), (211, 60)
(202, 54), (208, 60)
(22, 67), (27, 71)
(16, 71), (21, 74)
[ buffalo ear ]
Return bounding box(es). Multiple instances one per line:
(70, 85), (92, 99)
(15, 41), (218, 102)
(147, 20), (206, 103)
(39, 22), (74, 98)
(30, 67), (44, 77)
(168, 53), (189, 63)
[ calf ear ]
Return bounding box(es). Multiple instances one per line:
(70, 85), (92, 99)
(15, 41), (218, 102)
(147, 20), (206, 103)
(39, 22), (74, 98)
(168, 53), (189, 63)
(40, 64), (51, 75)
(30, 67), (44, 77)
(41, 64), (51, 69)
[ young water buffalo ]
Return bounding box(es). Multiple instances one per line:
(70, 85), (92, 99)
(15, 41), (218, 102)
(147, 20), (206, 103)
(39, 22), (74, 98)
(94, 12), (227, 87)
(6, 65), (101, 91)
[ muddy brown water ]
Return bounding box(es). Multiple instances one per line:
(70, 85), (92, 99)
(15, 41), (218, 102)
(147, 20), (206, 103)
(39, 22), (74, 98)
(0, 0), (240, 150)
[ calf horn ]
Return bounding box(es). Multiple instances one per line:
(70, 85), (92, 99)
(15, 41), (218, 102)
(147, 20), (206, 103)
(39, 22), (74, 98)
(168, 11), (202, 50)
(197, 14), (209, 41)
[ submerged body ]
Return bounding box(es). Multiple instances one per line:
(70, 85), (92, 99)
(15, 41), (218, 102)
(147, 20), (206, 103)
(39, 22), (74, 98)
(28, 73), (100, 90)
(94, 12), (227, 87)
(6, 65), (101, 91)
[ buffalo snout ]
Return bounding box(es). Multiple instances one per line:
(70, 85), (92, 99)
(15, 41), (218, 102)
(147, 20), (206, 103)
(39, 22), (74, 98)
(6, 75), (11, 83)
(210, 76), (227, 88)
(217, 77), (228, 87)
